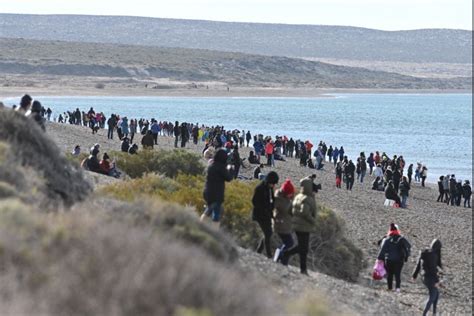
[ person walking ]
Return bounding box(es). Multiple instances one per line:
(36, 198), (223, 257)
(462, 180), (471, 208)
(273, 179), (296, 265)
(436, 176), (445, 202)
(407, 164), (413, 184)
(448, 175), (457, 205)
(107, 114), (116, 140)
(201, 149), (234, 227)
(367, 152), (375, 175)
(344, 160), (355, 190)
(399, 176), (410, 208)
(335, 162), (343, 189)
(252, 171), (279, 259)
(173, 121), (180, 148)
(412, 239), (443, 316)
(377, 223), (411, 293)
(281, 177), (317, 275)
(421, 166), (428, 187)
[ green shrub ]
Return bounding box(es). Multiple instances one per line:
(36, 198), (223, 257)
(101, 174), (364, 281)
(111, 149), (205, 178)
(308, 206), (366, 282)
(0, 199), (278, 316)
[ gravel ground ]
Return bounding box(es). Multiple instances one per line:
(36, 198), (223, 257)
(47, 122), (472, 315)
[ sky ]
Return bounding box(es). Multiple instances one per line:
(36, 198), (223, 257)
(0, 0), (472, 30)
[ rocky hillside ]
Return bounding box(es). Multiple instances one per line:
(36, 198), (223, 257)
(0, 14), (471, 63)
(0, 38), (471, 89)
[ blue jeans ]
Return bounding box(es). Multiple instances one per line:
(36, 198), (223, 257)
(401, 195), (408, 208)
(277, 233), (294, 265)
(360, 170), (366, 183)
(204, 202), (223, 222)
(423, 278), (439, 316)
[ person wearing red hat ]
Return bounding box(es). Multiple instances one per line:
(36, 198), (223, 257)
(272, 179), (296, 265)
(377, 223), (412, 293)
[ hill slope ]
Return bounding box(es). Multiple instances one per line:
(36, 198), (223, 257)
(0, 14), (471, 64)
(0, 38), (470, 89)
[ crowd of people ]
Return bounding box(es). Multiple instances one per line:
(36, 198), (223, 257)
(3, 94), (466, 315)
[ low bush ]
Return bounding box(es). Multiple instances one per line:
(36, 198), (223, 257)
(102, 174), (365, 281)
(0, 109), (91, 206)
(112, 149), (205, 178)
(107, 199), (238, 263)
(0, 199), (278, 316)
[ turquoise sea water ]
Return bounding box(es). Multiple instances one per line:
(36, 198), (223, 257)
(3, 93), (472, 182)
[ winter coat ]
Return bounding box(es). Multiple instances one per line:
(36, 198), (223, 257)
(203, 152), (233, 204)
(291, 178), (316, 233)
(399, 180), (410, 197)
(265, 142), (274, 155)
(373, 167), (383, 179)
(378, 235), (411, 263)
(449, 178), (457, 193)
(385, 185), (399, 200)
(413, 241), (442, 282)
(462, 184), (472, 198)
(437, 181), (444, 193)
(273, 189), (293, 234)
(360, 158), (367, 171)
(121, 118), (129, 135)
(141, 133), (154, 148)
(344, 162), (355, 179)
(252, 181), (275, 222)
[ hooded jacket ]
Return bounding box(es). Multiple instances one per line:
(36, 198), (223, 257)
(291, 178), (317, 233)
(462, 183), (472, 198)
(413, 239), (442, 282)
(203, 150), (233, 204)
(377, 234), (411, 262)
(252, 180), (275, 222)
(273, 189), (293, 234)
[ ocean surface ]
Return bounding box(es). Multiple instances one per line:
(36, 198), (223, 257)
(3, 94), (472, 182)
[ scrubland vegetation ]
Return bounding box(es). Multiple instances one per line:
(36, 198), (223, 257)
(0, 108), (336, 315)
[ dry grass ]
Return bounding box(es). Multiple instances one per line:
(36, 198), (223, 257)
(0, 109), (91, 206)
(0, 198), (278, 316)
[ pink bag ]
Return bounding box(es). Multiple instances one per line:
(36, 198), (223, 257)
(372, 259), (386, 280)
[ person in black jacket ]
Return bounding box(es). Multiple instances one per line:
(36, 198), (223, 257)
(448, 175), (457, 205)
(377, 223), (411, 292)
(252, 171), (279, 258)
(344, 160), (355, 190)
(436, 176), (445, 202)
(399, 176), (410, 208)
(180, 123), (189, 148)
(173, 121), (180, 148)
(385, 181), (401, 206)
(201, 149), (234, 227)
(412, 239), (443, 316)
(462, 180), (471, 208)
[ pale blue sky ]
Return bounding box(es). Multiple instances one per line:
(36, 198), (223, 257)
(0, 0), (472, 30)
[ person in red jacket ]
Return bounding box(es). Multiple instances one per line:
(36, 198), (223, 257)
(265, 141), (275, 167)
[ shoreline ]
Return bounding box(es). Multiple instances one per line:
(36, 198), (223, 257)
(0, 86), (471, 99)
